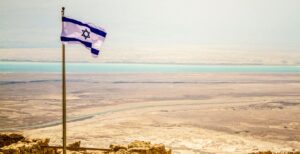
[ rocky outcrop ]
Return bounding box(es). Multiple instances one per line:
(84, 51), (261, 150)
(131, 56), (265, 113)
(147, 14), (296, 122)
(67, 141), (81, 151)
(0, 135), (54, 154)
(0, 133), (24, 148)
(1, 134), (300, 154)
(0, 133), (172, 154)
(109, 140), (172, 154)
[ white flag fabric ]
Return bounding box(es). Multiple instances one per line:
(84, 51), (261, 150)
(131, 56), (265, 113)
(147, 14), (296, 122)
(61, 16), (107, 56)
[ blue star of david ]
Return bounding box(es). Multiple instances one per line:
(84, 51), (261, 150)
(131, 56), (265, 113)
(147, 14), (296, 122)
(81, 29), (90, 40)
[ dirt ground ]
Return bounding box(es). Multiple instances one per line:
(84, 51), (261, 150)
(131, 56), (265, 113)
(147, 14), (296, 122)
(1, 73), (300, 153)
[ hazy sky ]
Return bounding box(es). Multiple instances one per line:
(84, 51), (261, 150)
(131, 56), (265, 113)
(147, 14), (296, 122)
(1, 0), (300, 52)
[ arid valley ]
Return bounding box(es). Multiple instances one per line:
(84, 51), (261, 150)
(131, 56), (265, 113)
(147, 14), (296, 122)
(1, 73), (299, 153)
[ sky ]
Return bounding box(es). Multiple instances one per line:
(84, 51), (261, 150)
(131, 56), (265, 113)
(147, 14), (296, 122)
(1, 0), (300, 52)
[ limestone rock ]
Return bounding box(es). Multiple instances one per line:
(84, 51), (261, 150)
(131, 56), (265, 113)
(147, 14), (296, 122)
(0, 134), (55, 154)
(68, 141), (81, 150)
(128, 141), (151, 149)
(150, 144), (171, 154)
(110, 140), (171, 154)
(109, 144), (127, 152)
(0, 133), (172, 154)
(0, 133), (24, 148)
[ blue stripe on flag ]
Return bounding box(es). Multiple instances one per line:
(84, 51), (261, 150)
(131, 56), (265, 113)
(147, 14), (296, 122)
(62, 17), (107, 38)
(61, 36), (92, 48)
(61, 36), (100, 55)
(91, 48), (100, 55)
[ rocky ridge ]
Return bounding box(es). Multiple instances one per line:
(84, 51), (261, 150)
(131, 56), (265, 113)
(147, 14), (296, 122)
(0, 133), (171, 154)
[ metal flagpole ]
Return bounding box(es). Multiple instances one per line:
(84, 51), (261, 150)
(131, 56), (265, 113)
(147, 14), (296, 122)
(61, 7), (67, 154)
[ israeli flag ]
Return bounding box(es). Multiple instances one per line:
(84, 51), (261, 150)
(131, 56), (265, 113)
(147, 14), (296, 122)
(61, 17), (107, 56)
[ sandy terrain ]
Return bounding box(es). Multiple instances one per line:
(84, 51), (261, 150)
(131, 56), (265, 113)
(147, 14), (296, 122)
(0, 73), (300, 153)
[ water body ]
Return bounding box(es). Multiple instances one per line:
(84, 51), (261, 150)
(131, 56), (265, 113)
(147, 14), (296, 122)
(0, 61), (299, 73)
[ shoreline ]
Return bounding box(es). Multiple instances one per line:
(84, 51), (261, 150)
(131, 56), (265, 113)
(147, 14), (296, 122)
(1, 60), (300, 66)
(1, 62), (299, 74)
(1, 59), (300, 66)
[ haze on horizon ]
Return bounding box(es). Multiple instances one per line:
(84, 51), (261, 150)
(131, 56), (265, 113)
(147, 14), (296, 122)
(1, 1), (300, 153)
(0, 0), (299, 51)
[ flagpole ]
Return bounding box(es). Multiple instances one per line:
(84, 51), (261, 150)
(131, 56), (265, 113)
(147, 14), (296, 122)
(61, 7), (67, 154)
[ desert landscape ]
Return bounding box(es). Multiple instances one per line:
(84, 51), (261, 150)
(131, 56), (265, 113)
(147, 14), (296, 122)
(1, 72), (300, 153)
(1, 0), (300, 153)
